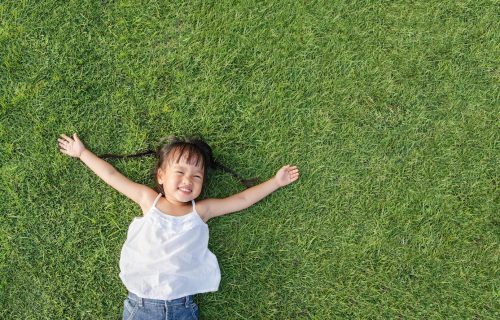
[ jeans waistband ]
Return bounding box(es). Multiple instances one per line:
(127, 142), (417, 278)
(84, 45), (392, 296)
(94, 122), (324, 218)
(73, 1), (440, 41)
(128, 292), (193, 307)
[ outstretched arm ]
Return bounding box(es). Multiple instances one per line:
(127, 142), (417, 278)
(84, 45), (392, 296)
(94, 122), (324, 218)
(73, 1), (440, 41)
(58, 133), (154, 210)
(199, 165), (300, 221)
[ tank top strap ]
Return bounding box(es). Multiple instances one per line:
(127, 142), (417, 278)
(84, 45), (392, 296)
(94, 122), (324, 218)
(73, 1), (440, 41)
(152, 193), (162, 208)
(191, 199), (197, 214)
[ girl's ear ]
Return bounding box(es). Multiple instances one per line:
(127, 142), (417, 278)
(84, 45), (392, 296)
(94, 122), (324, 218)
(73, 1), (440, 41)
(157, 167), (165, 185)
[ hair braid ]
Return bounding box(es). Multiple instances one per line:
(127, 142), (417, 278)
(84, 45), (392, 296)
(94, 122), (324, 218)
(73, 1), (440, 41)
(98, 137), (260, 189)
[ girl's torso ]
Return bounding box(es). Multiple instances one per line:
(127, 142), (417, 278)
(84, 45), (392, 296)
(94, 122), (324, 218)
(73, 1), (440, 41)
(119, 193), (221, 300)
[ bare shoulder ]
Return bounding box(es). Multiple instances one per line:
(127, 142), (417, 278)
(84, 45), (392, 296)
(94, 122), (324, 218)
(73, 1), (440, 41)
(194, 198), (211, 223)
(139, 187), (160, 215)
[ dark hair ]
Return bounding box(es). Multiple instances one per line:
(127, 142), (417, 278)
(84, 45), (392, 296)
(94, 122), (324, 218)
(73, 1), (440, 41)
(99, 136), (259, 195)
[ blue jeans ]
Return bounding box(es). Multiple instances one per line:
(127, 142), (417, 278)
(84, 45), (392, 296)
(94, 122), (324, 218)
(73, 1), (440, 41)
(123, 292), (199, 320)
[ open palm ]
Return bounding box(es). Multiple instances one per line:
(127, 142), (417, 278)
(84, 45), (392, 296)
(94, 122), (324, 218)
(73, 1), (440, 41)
(58, 133), (86, 158)
(275, 165), (300, 187)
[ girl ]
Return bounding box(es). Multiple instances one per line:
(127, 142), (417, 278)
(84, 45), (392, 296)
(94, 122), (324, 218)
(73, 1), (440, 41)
(58, 133), (299, 320)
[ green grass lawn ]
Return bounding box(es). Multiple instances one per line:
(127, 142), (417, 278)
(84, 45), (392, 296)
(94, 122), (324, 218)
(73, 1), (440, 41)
(1, 0), (498, 318)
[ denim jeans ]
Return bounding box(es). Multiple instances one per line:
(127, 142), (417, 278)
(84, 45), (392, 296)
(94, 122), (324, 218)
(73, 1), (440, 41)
(123, 292), (199, 320)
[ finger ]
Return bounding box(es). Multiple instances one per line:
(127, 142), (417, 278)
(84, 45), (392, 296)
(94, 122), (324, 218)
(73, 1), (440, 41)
(73, 133), (79, 141)
(60, 134), (72, 142)
(58, 138), (70, 145)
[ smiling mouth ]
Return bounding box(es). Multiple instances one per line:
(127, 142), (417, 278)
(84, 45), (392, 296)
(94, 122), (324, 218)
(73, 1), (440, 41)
(178, 187), (192, 193)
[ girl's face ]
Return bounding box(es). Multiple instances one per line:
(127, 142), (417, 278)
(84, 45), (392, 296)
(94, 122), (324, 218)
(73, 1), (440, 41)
(157, 152), (205, 203)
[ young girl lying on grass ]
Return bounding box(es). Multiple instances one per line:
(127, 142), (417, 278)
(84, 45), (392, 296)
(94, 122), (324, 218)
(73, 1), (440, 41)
(58, 133), (299, 320)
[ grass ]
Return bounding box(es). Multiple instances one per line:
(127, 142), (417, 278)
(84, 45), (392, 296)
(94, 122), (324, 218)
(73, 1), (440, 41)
(1, 0), (499, 318)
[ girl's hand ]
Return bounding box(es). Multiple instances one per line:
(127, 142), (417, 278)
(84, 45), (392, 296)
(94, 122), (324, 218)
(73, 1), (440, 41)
(274, 165), (300, 187)
(58, 133), (86, 158)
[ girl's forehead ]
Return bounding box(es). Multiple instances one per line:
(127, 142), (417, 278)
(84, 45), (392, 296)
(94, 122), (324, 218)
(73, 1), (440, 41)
(166, 150), (204, 169)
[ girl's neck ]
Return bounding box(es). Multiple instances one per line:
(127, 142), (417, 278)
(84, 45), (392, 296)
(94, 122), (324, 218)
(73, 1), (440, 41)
(158, 195), (193, 215)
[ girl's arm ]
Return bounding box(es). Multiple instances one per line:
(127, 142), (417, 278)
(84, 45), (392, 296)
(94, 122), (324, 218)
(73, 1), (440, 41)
(198, 165), (299, 221)
(58, 133), (155, 212)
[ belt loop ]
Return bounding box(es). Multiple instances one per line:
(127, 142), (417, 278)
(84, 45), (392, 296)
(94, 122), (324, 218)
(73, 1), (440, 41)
(130, 292), (143, 307)
(137, 295), (143, 308)
(185, 295), (191, 307)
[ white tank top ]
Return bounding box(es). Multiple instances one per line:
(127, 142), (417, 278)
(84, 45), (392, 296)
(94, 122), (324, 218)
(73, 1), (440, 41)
(119, 193), (221, 300)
